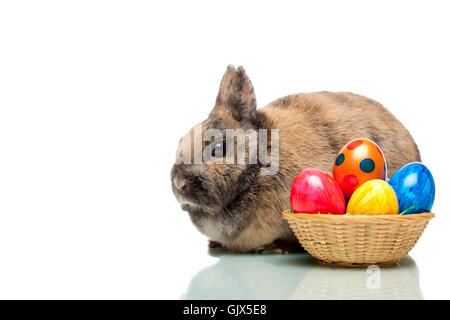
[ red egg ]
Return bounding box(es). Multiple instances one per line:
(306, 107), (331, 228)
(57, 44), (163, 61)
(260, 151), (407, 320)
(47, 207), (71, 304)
(332, 138), (387, 200)
(290, 168), (346, 214)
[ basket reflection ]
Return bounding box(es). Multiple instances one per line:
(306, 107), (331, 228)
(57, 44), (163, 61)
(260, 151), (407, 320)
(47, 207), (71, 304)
(292, 255), (422, 299)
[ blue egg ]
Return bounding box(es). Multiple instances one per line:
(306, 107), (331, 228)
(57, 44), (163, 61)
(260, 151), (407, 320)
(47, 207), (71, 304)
(389, 162), (435, 214)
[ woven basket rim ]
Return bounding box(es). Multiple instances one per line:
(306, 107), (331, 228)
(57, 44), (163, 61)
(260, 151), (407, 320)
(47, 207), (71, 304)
(282, 209), (435, 222)
(282, 209), (434, 267)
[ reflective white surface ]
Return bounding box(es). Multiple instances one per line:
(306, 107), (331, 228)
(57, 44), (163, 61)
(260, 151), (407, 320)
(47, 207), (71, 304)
(183, 251), (422, 300)
(0, 1), (449, 299)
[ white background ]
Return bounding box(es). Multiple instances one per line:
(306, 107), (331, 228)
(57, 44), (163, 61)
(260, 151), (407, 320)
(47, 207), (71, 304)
(0, 0), (449, 299)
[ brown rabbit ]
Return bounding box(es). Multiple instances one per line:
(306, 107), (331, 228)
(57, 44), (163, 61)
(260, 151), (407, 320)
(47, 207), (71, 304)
(170, 65), (420, 253)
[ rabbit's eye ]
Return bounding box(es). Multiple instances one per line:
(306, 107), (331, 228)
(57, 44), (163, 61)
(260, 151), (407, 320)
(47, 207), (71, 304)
(211, 141), (226, 158)
(204, 139), (227, 163)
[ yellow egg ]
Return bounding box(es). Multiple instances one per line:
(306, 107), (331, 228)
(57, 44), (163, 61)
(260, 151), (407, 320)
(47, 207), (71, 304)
(347, 179), (399, 215)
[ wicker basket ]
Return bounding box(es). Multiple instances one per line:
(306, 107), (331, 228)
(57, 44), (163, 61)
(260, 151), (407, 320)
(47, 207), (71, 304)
(282, 210), (434, 267)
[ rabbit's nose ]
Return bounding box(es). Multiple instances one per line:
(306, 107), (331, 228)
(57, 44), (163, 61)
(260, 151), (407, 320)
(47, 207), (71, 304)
(173, 176), (187, 192)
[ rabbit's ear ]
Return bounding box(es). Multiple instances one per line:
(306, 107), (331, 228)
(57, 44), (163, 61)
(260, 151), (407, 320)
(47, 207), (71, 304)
(216, 65), (256, 122)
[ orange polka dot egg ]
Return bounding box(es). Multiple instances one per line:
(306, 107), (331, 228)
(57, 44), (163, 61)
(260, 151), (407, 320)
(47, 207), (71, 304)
(332, 138), (387, 200)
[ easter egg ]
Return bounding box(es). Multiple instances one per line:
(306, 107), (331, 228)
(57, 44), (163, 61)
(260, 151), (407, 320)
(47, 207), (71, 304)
(388, 162), (435, 214)
(333, 138), (387, 199)
(290, 168), (346, 214)
(347, 179), (399, 215)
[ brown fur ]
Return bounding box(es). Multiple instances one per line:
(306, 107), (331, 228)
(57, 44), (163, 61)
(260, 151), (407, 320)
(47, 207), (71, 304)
(171, 65), (420, 253)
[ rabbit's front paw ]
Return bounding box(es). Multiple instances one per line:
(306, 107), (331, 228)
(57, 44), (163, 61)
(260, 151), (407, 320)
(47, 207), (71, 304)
(208, 239), (224, 249)
(255, 239), (304, 254)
